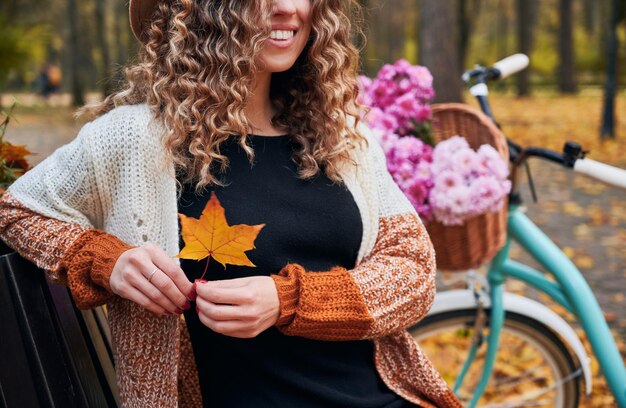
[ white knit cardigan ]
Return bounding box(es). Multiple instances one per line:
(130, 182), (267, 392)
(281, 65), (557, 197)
(10, 104), (413, 266)
(7, 104), (442, 406)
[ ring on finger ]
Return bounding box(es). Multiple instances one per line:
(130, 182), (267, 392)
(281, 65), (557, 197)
(148, 267), (160, 283)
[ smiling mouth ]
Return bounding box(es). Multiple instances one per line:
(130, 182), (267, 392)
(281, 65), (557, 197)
(270, 30), (296, 41)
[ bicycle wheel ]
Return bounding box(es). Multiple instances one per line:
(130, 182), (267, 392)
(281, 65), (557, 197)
(410, 309), (581, 407)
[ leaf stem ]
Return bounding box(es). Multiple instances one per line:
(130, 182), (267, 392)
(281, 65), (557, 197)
(200, 256), (211, 281)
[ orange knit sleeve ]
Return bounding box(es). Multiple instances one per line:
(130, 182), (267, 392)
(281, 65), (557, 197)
(0, 191), (133, 309)
(271, 212), (436, 341)
(61, 229), (133, 309)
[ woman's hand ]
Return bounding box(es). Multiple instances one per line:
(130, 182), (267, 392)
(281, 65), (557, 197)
(195, 276), (280, 338)
(109, 244), (194, 315)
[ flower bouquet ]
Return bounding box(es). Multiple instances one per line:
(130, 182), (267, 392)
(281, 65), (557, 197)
(359, 62), (511, 270)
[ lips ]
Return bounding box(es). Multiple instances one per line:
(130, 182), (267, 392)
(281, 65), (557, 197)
(268, 24), (299, 48)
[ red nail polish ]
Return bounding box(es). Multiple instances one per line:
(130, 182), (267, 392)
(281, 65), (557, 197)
(188, 284), (197, 301)
(176, 308), (184, 314)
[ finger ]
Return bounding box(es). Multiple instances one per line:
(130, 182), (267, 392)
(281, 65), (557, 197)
(132, 269), (182, 314)
(145, 244), (194, 303)
(148, 269), (191, 312)
(196, 283), (255, 305)
(124, 286), (169, 316)
(196, 310), (252, 337)
(207, 277), (250, 288)
(196, 297), (247, 321)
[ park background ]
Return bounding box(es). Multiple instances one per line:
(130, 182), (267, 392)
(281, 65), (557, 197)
(1, 0), (625, 406)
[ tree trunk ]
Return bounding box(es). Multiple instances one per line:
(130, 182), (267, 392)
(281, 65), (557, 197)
(419, 0), (463, 103)
(111, 0), (128, 91)
(389, 0), (405, 61)
(67, 0), (85, 106)
(582, 0), (596, 34)
(496, 0), (510, 65)
(600, 0), (620, 139)
(95, 0), (113, 97)
(558, 0), (577, 93)
(379, 1), (392, 63)
(517, 0), (537, 96)
(459, 0), (483, 74)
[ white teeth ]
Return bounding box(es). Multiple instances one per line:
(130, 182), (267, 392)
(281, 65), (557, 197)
(270, 30), (295, 40)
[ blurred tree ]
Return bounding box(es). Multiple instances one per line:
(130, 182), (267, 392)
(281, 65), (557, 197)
(377, 2), (392, 63)
(419, 0), (463, 102)
(459, 0), (483, 73)
(600, 0), (626, 139)
(67, 0), (85, 106)
(94, 0), (112, 96)
(558, 0), (577, 93)
(582, 0), (597, 35)
(517, 0), (538, 96)
(111, 0), (136, 90)
(496, 0), (512, 65)
(0, 20), (49, 107)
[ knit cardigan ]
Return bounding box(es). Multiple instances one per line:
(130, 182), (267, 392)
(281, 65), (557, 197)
(0, 104), (461, 408)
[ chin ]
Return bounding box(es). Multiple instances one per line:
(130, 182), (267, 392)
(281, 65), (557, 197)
(263, 59), (300, 73)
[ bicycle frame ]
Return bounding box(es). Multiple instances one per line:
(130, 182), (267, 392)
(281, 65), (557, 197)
(457, 204), (626, 407)
(454, 83), (626, 407)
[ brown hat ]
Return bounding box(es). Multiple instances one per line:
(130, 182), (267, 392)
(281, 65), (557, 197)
(129, 0), (158, 42)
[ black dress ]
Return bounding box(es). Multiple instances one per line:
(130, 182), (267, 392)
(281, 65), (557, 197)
(179, 135), (417, 408)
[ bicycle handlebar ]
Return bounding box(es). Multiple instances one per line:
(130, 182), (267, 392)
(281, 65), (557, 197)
(514, 147), (564, 166)
(462, 53), (529, 83)
(492, 54), (530, 80)
(464, 55), (626, 192)
(574, 158), (626, 189)
(510, 143), (626, 191)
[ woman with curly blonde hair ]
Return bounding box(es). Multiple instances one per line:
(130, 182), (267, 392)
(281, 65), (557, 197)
(0, 0), (460, 406)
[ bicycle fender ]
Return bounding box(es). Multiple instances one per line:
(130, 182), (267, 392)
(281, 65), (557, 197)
(428, 289), (592, 395)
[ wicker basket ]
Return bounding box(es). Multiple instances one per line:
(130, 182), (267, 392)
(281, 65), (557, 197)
(426, 103), (509, 271)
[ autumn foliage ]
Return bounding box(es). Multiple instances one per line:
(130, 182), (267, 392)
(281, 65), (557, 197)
(0, 105), (31, 195)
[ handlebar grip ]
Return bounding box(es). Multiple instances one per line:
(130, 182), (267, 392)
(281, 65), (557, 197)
(573, 158), (626, 189)
(493, 54), (529, 79)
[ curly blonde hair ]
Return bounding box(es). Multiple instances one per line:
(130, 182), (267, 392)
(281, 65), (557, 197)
(82, 0), (366, 189)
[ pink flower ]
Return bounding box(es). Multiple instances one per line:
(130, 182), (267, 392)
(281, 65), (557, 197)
(413, 103), (432, 124)
(434, 170), (463, 189)
(358, 60), (435, 143)
(407, 65), (433, 91)
(478, 145), (509, 179)
(427, 136), (511, 226)
(358, 59), (478, 222)
(433, 136), (469, 161)
(394, 59), (411, 70)
(415, 161), (432, 181)
(377, 63), (397, 82)
(452, 149), (478, 176)
(378, 131), (400, 153)
(365, 107), (399, 134)
(358, 75), (372, 90)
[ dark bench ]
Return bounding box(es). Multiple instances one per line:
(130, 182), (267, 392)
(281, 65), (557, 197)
(0, 241), (118, 407)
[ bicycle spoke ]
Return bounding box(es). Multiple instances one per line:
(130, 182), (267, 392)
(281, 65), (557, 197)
(482, 369), (583, 408)
(411, 311), (581, 407)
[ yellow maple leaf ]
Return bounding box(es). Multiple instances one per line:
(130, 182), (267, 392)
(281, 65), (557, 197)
(176, 193), (265, 277)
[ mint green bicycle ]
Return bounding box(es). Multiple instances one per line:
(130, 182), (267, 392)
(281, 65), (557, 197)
(410, 55), (626, 407)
